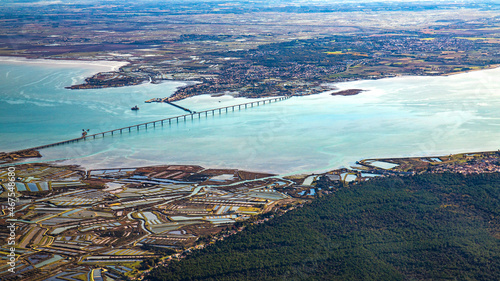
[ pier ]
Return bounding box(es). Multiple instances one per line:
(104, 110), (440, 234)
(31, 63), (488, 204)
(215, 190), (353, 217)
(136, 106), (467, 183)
(166, 101), (193, 114)
(11, 96), (291, 153)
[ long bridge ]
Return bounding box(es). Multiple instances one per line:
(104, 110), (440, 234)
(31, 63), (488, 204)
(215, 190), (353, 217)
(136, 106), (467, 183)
(11, 96), (291, 153)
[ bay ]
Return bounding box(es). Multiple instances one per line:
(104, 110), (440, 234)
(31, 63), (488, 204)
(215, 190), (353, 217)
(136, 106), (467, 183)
(1, 58), (500, 174)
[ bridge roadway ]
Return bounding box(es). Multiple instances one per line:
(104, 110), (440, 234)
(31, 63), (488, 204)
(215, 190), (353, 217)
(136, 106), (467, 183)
(13, 96), (290, 153)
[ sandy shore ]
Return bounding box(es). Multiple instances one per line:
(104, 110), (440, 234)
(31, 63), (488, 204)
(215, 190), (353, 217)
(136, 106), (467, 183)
(0, 56), (129, 72)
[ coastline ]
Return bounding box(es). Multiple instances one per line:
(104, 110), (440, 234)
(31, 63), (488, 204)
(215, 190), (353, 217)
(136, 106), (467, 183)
(4, 148), (499, 179)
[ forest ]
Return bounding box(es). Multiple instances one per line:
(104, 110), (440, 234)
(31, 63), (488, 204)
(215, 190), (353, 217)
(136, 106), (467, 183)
(147, 173), (500, 280)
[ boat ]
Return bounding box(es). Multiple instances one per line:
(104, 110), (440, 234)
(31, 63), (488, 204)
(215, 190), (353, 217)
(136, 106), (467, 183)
(131, 105), (139, 110)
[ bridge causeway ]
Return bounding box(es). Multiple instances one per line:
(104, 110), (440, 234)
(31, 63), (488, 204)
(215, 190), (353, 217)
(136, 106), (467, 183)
(12, 96), (291, 153)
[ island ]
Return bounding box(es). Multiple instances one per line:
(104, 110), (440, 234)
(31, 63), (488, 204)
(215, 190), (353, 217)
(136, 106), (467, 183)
(331, 89), (365, 96)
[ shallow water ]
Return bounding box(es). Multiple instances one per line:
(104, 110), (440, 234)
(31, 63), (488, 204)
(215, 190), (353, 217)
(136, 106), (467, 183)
(1, 60), (500, 174)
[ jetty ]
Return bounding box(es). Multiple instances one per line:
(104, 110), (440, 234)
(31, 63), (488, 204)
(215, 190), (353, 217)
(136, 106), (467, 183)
(166, 101), (192, 114)
(9, 96), (291, 154)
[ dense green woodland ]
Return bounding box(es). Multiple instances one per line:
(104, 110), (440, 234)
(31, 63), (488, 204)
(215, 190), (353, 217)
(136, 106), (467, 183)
(147, 173), (500, 281)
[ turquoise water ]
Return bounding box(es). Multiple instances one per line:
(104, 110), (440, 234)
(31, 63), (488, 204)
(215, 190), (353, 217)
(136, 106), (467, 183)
(1, 59), (500, 174)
